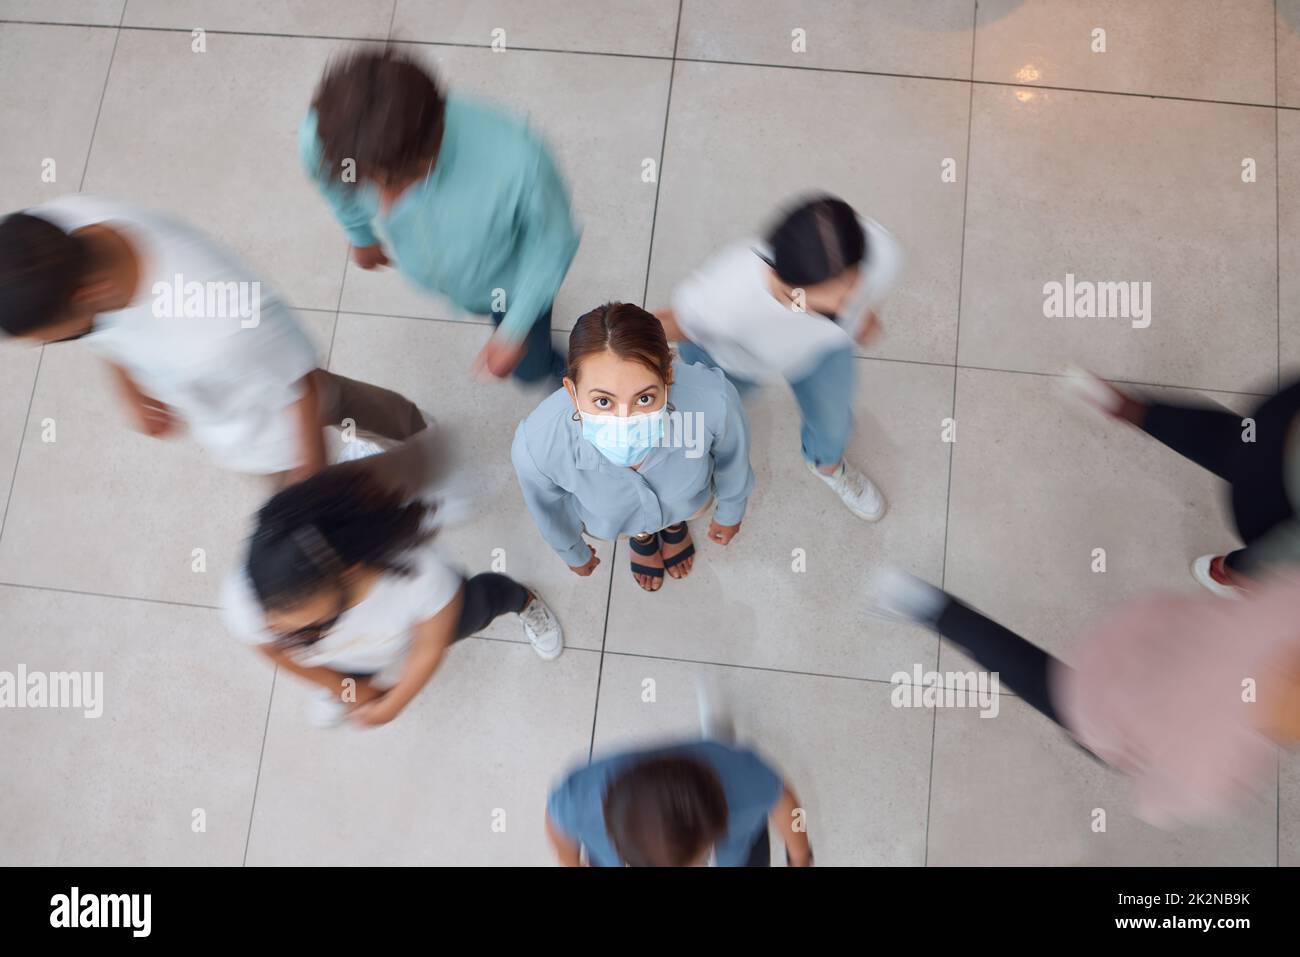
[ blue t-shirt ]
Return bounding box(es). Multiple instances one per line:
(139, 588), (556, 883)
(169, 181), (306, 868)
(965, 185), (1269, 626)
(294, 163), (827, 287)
(546, 740), (783, 867)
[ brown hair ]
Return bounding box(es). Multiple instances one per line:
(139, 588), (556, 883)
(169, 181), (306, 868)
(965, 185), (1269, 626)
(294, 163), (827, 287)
(602, 755), (729, 866)
(311, 49), (446, 182)
(566, 302), (672, 384)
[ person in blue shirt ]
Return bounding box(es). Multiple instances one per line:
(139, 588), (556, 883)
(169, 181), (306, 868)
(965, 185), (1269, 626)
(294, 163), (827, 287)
(300, 49), (580, 385)
(512, 302), (755, 592)
(545, 739), (811, 867)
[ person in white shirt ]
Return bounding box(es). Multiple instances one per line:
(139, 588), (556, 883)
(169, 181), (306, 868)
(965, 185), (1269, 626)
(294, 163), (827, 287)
(222, 427), (564, 728)
(0, 198), (427, 483)
(655, 194), (903, 521)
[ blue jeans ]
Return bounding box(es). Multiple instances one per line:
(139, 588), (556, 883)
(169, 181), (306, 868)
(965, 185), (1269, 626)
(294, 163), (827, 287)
(676, 341), (855, 468)
(492, 304), (566, 384)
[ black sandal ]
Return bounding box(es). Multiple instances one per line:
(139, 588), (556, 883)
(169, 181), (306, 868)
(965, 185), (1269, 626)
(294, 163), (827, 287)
(659, 522), (696, 576)
(628, 532), (664, 590)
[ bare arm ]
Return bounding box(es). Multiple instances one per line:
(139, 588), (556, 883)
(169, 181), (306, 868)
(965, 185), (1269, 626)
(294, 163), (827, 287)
(770, 783), (812, 866)
(255, 643), (384, 705)
(285, 371), (328, 484)
(349, 584), (464, 726)
(107, 361), (177, 437)
(545, 812), (583, 866)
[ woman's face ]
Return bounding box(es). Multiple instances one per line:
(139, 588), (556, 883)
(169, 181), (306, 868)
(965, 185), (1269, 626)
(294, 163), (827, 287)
(264, 577), (351, 646)
(776, 264), (862, 317)
(564, 348), (670, 417)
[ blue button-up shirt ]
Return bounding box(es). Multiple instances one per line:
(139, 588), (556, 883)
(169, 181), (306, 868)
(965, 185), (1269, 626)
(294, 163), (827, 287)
(512, 360), (755, 566)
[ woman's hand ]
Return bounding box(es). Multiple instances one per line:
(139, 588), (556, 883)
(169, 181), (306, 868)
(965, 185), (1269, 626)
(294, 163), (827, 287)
(707, 520), (740, 545)
(569, 546), (601, 576)
(854, 311), (882, 347)
(351, 243), (390, 270)
(349, 693), (403, 727)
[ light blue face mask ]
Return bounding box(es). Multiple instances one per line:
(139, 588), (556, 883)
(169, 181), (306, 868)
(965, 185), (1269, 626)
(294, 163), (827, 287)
(580, 408), (667, 467)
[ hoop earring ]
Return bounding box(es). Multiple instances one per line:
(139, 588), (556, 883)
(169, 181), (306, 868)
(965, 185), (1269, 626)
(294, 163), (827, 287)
(571, 410), (581, 422)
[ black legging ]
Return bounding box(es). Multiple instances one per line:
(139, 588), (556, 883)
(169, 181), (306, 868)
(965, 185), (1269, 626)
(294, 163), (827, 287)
(452, 572), (531, 640)
(1141, 380), (1300, 572)
(932, 599), (1063, 726)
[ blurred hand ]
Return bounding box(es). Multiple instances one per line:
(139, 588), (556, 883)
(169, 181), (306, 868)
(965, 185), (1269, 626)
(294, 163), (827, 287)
(350, 694), (401, 727)
(569, 547), (600, 577)
(854, 311), (882, 347)
(707, 520), (740, 545)
(135, 395), (178, 437)
(473, 334), (527, 380)
(352, 243), (390, 270)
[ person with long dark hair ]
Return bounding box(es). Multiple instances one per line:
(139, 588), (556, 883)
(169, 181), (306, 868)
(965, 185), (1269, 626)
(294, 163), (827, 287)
(222, 432), (563, 728)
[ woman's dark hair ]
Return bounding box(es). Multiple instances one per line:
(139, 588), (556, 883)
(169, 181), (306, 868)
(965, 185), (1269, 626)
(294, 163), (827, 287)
(311, 48), (446, 182)
(246, 466), (432, 613)
(602, 756), (729, 866)
(566, 302), (672, 383)
(765, 194), (867, 287)
(0, 213), (91, 337)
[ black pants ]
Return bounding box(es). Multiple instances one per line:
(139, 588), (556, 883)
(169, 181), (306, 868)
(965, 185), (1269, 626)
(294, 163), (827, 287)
(452, 573), (530, 641)
(1141, 380), (1300, 572)
(932, 599), (1063, 726)
(744, 827), (771, 867)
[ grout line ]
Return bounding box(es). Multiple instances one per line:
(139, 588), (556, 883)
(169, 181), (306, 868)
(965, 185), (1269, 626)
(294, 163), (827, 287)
(384, 0), (398, 49)
(585, 541), (618, 763)
(1277, 4), (1283, 397)
(927, 0), (979, 868)
(241, 666), (277, 868)
(639, 0), (682, 308)
(0, 349), (45, 547)
(0, 579), (220, 611)
(3, 19), (1297, 112)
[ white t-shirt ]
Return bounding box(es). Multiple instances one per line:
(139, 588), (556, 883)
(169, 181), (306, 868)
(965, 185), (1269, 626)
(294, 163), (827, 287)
(220, 536), (464, 687)
(29, 195), (320, 474)
(671, 216), (904, 384)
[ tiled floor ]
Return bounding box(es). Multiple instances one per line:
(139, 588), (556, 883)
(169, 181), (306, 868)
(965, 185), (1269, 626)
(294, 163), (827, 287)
(0, 1), (1296, 866)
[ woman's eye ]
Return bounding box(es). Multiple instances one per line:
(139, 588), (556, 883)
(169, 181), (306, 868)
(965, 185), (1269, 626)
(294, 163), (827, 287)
(594, 398), (610, 409)
(638, 394), (653, 405)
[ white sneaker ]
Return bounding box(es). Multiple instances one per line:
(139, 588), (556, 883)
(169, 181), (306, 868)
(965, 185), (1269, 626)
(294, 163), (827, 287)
(1058, 365), (1125, 421)
(1191, 554), (1244, 599)
(519, 591), (564, 660)
(306, 689), (350, 728)
(807, 459), (886, 521)
(694, 675), (735, 742)
(869, 566), (949, 626)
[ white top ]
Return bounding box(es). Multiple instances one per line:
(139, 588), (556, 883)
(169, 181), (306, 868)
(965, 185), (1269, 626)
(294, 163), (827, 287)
(29, 195), (320, 474)
(220, 536), (464, 686)
(671, 216), (904, 384)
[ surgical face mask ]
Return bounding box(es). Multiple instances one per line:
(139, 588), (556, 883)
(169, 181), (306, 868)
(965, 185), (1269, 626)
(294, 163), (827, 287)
(580, 407), (666, 467)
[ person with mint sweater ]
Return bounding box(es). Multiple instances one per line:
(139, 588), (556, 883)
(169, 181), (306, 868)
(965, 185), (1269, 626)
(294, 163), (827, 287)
(300, 49), (580, 385)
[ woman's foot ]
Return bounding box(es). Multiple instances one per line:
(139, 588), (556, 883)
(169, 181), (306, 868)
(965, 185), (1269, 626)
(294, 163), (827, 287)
(1059, 365), (1147, 425)
(519, 590), (564, 660)
(628, 532), (665, 592)
(1191, 554), (1246, 599)
(659, 522), (696, 579)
